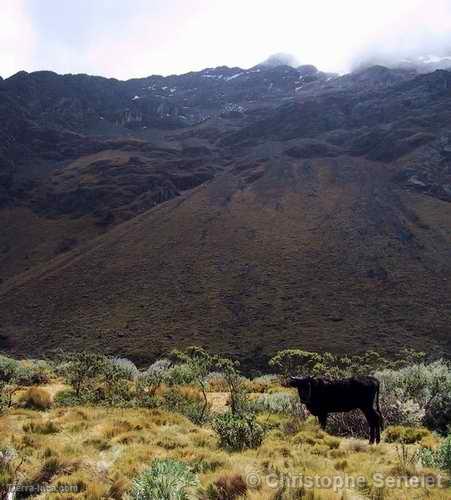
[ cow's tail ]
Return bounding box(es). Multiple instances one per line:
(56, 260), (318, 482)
(376, 381), (384, 430)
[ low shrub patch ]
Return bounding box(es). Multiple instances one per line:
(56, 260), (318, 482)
(384, 426), (432, 444)
(212, 412), (264, 451)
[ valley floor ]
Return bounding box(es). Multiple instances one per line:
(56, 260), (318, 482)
(0, 394), (449, 499)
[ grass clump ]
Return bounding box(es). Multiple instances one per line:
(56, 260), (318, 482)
(18, 387), (52, 410)
(23, 420), (60, 434)
(130, 458), (198, 499)
(200, 473), (247, 499)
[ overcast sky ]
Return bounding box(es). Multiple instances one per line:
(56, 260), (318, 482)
(2, 0), (451, 79)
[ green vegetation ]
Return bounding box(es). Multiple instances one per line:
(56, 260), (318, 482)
(130, 458), (199, 500)
(0, 347), (449, 498)
(212, 412), (264, 451)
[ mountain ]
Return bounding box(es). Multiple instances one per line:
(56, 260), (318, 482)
(0, 61), (450, 368)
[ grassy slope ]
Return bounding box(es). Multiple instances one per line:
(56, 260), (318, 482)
(0, 207), (101, 283)
(0, 155), (450, 366)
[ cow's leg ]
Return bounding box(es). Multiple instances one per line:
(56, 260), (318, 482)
(362, 409), (377, 444)
(318, 413), (328, 430)
(375, 411), (383, 444)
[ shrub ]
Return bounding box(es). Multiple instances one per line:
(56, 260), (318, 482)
(420, 435), (451, 473)
(253, 392), (303, 416)
(19, 387), (52, 410)
(61, 352), (108, 397)
(212, 412), (264, 451)
(53, 389), (82, 407)
(101, 360), (135, 405)
(376, 360), (451, 409)
(164, 363), (197, 385)
(168, 348), (216, 423)
(15, 360), (53, 385)
(380, 391), (425, 428)
(423, 393), (451, 436)
(145, 358), (172, 377)
(327, 410), (371, 439)
(384, 426), (431, 444)
(249, 374), (280, 393)
(137, 359), (172, 404)
(204, 372), (228, 392)
(109, 357), (139, 381)
(163, 387), (211, 425)
(376, 359), (451, 432)
(0, 355), (19, 383)
(130, 458), (198, 500)
(215, 358), (251, 416)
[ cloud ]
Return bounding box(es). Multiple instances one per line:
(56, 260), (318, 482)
(348, 0), (451, 70)
(1, 0), (451, 79)
(0, 0), (36, 77)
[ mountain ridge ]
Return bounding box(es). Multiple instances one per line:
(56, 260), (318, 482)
(1, 60), (450, 367)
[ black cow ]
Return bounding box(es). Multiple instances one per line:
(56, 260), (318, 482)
(288, 376), (383, 444)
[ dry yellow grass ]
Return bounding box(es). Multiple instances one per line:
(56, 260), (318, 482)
(0, 404), (449, 500)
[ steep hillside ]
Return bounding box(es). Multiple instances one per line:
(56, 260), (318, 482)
(1, 153), (450, 366)
(0, 62), (450, 366)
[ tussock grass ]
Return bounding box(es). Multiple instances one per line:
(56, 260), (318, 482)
(0, 393), (449, 499)
(18, 387), (52, 410)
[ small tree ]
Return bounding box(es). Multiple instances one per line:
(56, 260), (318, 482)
(61, 352), (107, 398)
(215, 357), (250, 415)
(169, 347), (213, 423)
(101, 358), (135, 404)
(0, 355), (21, 410)
(269, 350), (323, 378)
(137, 359), (172, 400)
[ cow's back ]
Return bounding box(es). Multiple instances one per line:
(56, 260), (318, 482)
(310, 377), (378, 412)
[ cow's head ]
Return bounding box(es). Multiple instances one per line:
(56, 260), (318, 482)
(288, 376), (313, 403)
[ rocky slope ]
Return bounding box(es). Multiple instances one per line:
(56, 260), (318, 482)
(0, 60), (450, 366)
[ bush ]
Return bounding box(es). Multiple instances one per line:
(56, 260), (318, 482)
(327, 394), (425, 439)
(54, 388), (86, 407)
(384, 426), (431, 444)
(327, 410), (370, 439)
(420, 435), (451, 473)
(163, 388), (211, 425)
(130, 458), (198, 500)
(204, 372), (228, 392)
(376, 360), (451, 409)
(15, 360), (53, 385)
(19, 387), (52, 410)
(376, 359), (451, 433)
(423, 393), (451, 436)
(164, 363), (197, 386)
(212, 412), (264, 451)
(0, 355), (19, 383)
(61, 352), (108, 397)
(101, 360), (135, 406)
(109, 357), (139, 381)
(253, 392), (303, 416)
(249, 374), (280, 393)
